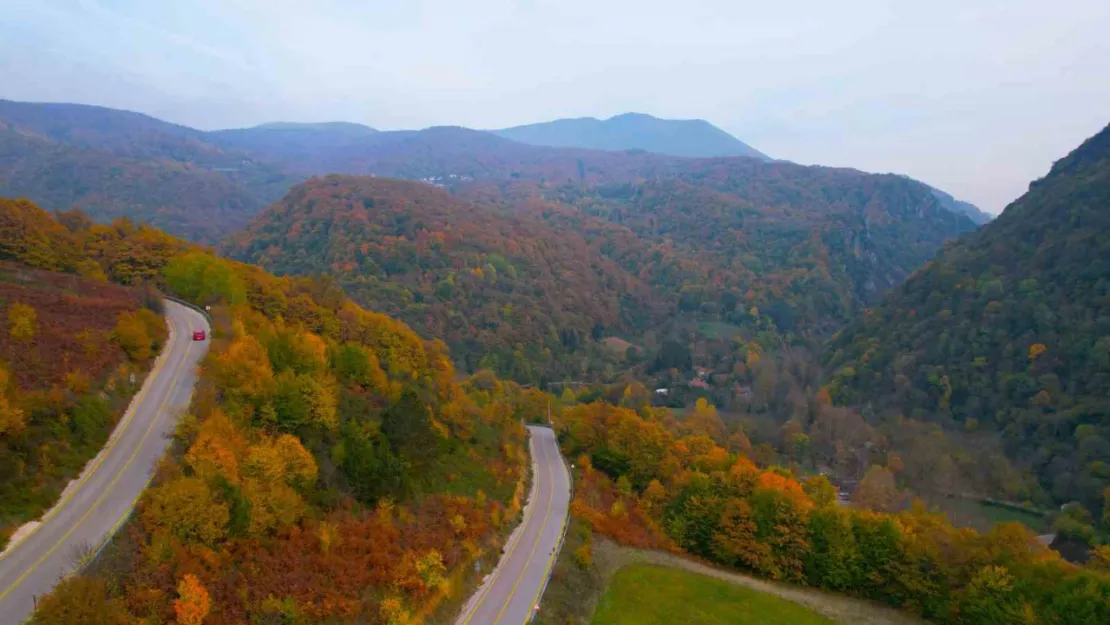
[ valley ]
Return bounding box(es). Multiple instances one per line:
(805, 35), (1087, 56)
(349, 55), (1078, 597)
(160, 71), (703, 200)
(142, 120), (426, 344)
(0, 97), (1107, 625)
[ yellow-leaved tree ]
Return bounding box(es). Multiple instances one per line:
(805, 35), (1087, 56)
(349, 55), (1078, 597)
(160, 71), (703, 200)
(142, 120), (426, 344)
(112, 309), (162, 361)
(0, 363), (26, 436)
(208, 333), (274, 401)
(239, 434), (318, 534)
(140, 477), (228, 545)
(7, 302), (37, 343)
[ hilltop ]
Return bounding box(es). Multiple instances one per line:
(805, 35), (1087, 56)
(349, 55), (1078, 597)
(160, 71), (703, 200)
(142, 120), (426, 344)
(226, 174), (661, 380)
(493, 112), (770, 160)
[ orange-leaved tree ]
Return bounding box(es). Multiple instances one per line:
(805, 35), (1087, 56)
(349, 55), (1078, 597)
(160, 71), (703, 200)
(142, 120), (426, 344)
(174, 574), (210, 625)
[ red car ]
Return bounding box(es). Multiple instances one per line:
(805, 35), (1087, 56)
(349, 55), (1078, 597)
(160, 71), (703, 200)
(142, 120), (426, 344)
(192, 330), (206, 341)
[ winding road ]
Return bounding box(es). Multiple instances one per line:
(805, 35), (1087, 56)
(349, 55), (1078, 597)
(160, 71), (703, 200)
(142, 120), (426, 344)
(456, 425), (572, 625)
(0, 300), (209, 624)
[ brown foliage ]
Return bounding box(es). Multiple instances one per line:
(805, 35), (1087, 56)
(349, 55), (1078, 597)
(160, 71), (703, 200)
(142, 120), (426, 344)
(0, 261), (144, 390)
(30, 576), (131, 625)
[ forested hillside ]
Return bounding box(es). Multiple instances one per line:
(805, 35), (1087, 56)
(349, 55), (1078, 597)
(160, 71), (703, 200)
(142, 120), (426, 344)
(229, 151), (977, 383)
(548, 397), (1110, 625)
(0, 197), (534, 624)
(0, 198), (168, 548)
(538, 158), (978, 333)
(0, 100), (294, 243)
(219, 122), (978, 325)
(226, 175), (660, 380)
(826, 124), (1110, 518)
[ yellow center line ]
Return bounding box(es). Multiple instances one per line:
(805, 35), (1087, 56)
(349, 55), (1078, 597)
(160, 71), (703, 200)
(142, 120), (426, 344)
(0, 314), (193, 602)
(521, 440), (569, 624)
(0, 313), (178, 564)
(492, 437), (555, 625)
(459, 431), (544, 625)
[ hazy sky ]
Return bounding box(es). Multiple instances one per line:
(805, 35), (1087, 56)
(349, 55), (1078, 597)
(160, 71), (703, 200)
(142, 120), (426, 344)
(2, 0), (1109, 214)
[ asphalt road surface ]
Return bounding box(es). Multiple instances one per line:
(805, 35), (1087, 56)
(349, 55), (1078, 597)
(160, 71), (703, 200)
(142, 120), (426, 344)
(456, 425), (572, 625)
(0, 300), (209, 624)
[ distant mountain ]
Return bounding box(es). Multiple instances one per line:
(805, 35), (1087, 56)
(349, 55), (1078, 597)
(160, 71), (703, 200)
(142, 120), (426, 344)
(211, 125), (530, 177)
(929, 187), (992, 225)
(0, 100), (294, 243)
(492, 112), (770, 160)
(0, 99), (218, 162)
(826, 122), (1110, 512)
(211, 121), (379, 166)
(251, 121), (377, 133)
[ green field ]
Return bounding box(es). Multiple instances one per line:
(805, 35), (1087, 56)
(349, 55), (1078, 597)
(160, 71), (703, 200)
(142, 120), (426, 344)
(697, 321), (743, 340)
(932, 497), (1047, 533)
(591, 564), (835, 625)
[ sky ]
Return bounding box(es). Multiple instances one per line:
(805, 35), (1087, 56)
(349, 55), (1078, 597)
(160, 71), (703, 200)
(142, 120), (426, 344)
(2, 1), (1109, 214)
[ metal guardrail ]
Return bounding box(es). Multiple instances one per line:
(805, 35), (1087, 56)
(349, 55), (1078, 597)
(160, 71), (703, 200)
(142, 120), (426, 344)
(36, 295), (213, 609)
(163, 295), (212, 326)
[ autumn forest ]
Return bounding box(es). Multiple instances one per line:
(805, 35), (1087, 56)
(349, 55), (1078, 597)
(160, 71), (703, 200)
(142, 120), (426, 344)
(0, 98), (1108, 624)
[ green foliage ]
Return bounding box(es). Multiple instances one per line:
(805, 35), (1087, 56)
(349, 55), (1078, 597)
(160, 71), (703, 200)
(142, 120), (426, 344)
(591, 564), (835, 625)
(651, 338), (692, 373)
(70, 395), (112, 445)
(381, 389), (440, 472)
(804, 507), (859, 590)
(270, 370), (338, 430)
(163, 251), (246, 306)
(338, 420), (410, 503)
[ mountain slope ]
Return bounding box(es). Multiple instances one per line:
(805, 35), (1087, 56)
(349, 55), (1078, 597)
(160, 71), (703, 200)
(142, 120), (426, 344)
(229, 156), (977, 382)
(493, 112), (770, 160)
(0, 100), (295, 243)
(226, 175), (661, 380)
(826, 123), (1110, 512)
(532, 157), (979, 335)
(929, 186), (993, 225)
(0, 196), (530, 624)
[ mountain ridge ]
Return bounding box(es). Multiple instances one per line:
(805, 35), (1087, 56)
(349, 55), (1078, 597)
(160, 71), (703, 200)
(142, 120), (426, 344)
(492, 112), (771, 160)
(0, 99), (295, 242)
(825, 122), (1110, 512)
